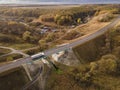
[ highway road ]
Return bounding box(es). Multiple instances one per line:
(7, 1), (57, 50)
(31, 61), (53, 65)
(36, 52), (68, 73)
(0, 16), (120, 74)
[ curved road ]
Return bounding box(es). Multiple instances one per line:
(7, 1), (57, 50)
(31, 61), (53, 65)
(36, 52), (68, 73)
(0, 46), (29, 57)
(0, 16), (120, 74)
(22, 67), (43, 90)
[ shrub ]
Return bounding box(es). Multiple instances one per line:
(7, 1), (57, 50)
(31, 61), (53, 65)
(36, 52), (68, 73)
(113, 47), (120, 58)
(38, 40), (48, 51)
(0, 34), (16, 43)
(110, 9), (120, 14)
(68, 66), (92, 87)
(54, 14), (73, 25)
(63, 31), (81, 40)
(24, 48), (40, 55)
(6, 56), (13, 62)
(22, 31), (31, 41)
(90, 54), (118, 74)
(77, 18), (82, 24)
(98, 14), (114, 22)
(40, 14), (54, 22)
(45, 33), (56, 42)
(29, 22), (41, 26)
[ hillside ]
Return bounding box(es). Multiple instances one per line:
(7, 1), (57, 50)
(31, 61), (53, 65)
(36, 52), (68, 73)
(0, 67), (29, 90)
(45, 23), (120, 90)
(0, 5), (119, 55)
(0, 4), (120, 90)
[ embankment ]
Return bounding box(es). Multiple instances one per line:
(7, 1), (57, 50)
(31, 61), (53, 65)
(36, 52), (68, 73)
(73, 34), (108, 63)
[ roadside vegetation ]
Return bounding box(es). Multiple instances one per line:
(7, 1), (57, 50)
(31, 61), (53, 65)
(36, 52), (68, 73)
(0, 54), (24, 63)
(98, 13), (114, 22)
(0, 48), (11, 56)
(46, 54), (120, 90)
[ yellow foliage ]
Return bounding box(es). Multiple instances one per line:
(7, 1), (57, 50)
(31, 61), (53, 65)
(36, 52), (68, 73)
(8, 21), (17, 25)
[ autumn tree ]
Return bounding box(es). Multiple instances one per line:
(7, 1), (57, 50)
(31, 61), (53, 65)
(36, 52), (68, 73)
(45, 33), (56, 42)
(23, 31), (31, 41)
(54, 14), (73, 25)
(90, 54), (118, 74)
(77, 18), (82, 24)
(6, 56), (13, 62)
(38, 40), (48, 51)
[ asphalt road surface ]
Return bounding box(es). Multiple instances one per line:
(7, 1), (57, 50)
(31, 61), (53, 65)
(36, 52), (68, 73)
(0, 16), (120, 74)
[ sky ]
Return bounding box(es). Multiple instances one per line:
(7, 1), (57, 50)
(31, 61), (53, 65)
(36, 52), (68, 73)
(0, 0), (120, 4)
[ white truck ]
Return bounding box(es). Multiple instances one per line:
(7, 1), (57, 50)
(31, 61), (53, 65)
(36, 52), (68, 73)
(31, 52), (45, 61)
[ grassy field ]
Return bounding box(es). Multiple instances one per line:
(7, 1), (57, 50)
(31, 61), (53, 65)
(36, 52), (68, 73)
(45, 62), (74, 90)
(0, 42), (36, 50)
(9, 43), (37, 50)
(0, 67), (29, 90)
(0, 33), (36, 50)
(0, 48), (11, 56)
(0, 54), (24, 63)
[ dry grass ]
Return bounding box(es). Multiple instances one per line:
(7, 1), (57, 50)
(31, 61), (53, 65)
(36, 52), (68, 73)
(115, 21), (120, 27)
(56, 13), (111, 44)
(75, 14), (110, 35)
(0, 48), (11, 56)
